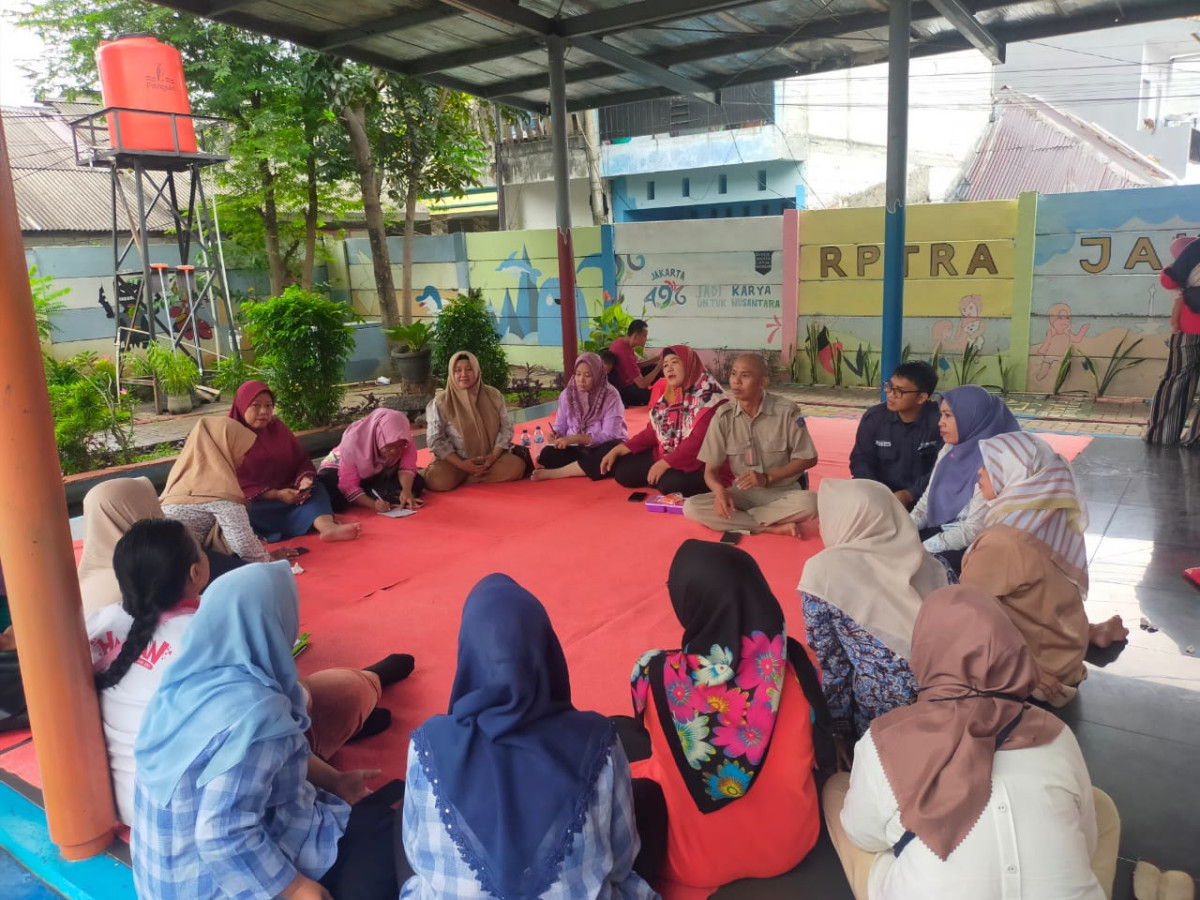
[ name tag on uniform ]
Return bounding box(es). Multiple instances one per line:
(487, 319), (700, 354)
(875, 440), (892, 448)
(918, 440), (939, 449)
(795, 416), (807, 428)
(743, 446), (759, 467)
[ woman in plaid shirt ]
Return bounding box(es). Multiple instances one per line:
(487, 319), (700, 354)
(131, 561), (404, 900)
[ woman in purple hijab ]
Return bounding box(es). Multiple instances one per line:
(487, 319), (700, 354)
(910, 385), (1020, 572)
(532, 352), (629, 482)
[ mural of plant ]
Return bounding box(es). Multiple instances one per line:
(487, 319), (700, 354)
(803, 323), (822, 384)
(855, 345), (881, 388)
(831, 342), (845, 387)
(951, 342), (985, 386)
(1052, 346), (1075, 396)
(1082, 335), (1145, 398)
(996, 353), (1017, 396)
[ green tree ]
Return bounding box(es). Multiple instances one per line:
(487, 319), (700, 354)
(387, 78), (488, 324)
(15, 0), (344, 293)
(333, 67), (489, 328)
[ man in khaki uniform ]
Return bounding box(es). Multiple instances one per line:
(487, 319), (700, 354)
(684, 354), (818, 536)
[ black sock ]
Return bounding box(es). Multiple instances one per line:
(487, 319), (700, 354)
(348, 707), (392, 742)
(365, 653), (415, 687)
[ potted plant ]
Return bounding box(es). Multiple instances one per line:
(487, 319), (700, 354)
(384, 321), (435, 383)
(131, 343), (201, 414)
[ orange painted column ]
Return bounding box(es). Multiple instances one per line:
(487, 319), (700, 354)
(0, 110), (116, 858)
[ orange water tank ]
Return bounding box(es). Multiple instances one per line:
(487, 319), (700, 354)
(95, 36), (198, 154)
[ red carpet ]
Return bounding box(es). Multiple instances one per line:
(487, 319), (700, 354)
(0, 413), (1092, 794)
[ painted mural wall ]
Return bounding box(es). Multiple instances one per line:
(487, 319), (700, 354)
(1028, 185), (1200, 397)
(614, 218), (784, 354)
(797, 200), (1020, 388)
(465, 226), (608, 350)
(25, 242), (250, 362)
(324, 233), (468, 324)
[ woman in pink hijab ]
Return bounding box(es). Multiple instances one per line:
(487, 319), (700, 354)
(317, 409), (425, 512)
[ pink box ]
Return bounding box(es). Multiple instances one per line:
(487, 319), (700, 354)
(645, 493), (686, 514)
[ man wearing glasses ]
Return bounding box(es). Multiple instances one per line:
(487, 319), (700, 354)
(850, 361), (941, 510)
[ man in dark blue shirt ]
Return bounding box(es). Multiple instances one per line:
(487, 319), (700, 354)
(850, 360), (942, 510)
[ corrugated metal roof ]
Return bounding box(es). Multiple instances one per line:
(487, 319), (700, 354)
(951, 89), (1178, 201)
(6, 104), (181, 234)
(147, 0), (1198, 113)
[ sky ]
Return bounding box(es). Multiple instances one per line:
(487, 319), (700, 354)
(0, 0), (48, 106)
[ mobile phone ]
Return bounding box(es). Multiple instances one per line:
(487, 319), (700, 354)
(719, 532), (743, 545)
(627, 491), (649, 502)
(292, 546), (311, 556)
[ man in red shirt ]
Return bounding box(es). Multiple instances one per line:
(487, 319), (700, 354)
(1146, 235), (1200, 447)
(608, 319), (663, 407)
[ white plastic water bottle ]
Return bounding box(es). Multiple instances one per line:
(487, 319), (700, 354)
(521, 429), (531, 448)
(533, 426), (545, 444)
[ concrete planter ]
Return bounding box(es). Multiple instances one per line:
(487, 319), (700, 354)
(166, 393), (193, 415)
(390, 347), (432, 384)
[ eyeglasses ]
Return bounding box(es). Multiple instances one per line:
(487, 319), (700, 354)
(882, 382), (924, 397)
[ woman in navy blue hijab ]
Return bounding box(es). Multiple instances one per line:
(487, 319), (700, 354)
(910, 385), (1020, 572)
(399, 574), (658, 899)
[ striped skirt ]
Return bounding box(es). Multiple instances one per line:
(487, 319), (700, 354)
(1145, 332), (1200, 447)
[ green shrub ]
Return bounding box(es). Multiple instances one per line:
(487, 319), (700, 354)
(45, 352), (135, 474)
(29, 266), (67, 342)
(432, 289), (508, 391)
(384, 321), (435, 352)
(212, 353), (264, 395)
(582, 300), (634, 353)
(128, 343), (201, 396)
(240, 286), (355, 429)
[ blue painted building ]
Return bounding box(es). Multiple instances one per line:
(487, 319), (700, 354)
(600, 83), (805, 223)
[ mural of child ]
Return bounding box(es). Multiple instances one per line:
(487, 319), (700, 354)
(953, 293), (986, 351)
(1035, 302), (1090, 381)
(932, 295), (987, 360)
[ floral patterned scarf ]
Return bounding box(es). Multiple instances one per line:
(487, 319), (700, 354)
(648, 346), (726, 454)
(631, 539), (788, 813)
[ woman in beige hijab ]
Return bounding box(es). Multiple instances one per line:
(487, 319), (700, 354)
(161, 418), (288, 566)
(79, 474), (248, 620)
(822, 585), (1119, 900)
(78, 477), (165, 617)
(797, 479), (948, 741)
(423, 350), (526, 492)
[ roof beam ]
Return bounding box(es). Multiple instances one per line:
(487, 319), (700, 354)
(406, 36), (544, 76)
(574, 36), (718, 104)
(434, 0), (553, 34)
(317, 8), (462, 51)
(475, 0), (1018, 99)
(560, 0), (771, 38)
(926, 0), (1005, 64)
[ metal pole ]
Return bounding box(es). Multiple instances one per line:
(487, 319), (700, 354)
(548, 35), (579, 374)
(134, 159), (155, 345)
(881, 0), (910, 399)
(0, 109), (117, 860)
(493, 104), (506, 231)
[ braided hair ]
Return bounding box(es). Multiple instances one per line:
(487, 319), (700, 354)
(94, 519), (201, 692)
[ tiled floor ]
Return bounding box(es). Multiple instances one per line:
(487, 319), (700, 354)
(716, 436), (1200, 898)
(0, 848), (61, 900)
